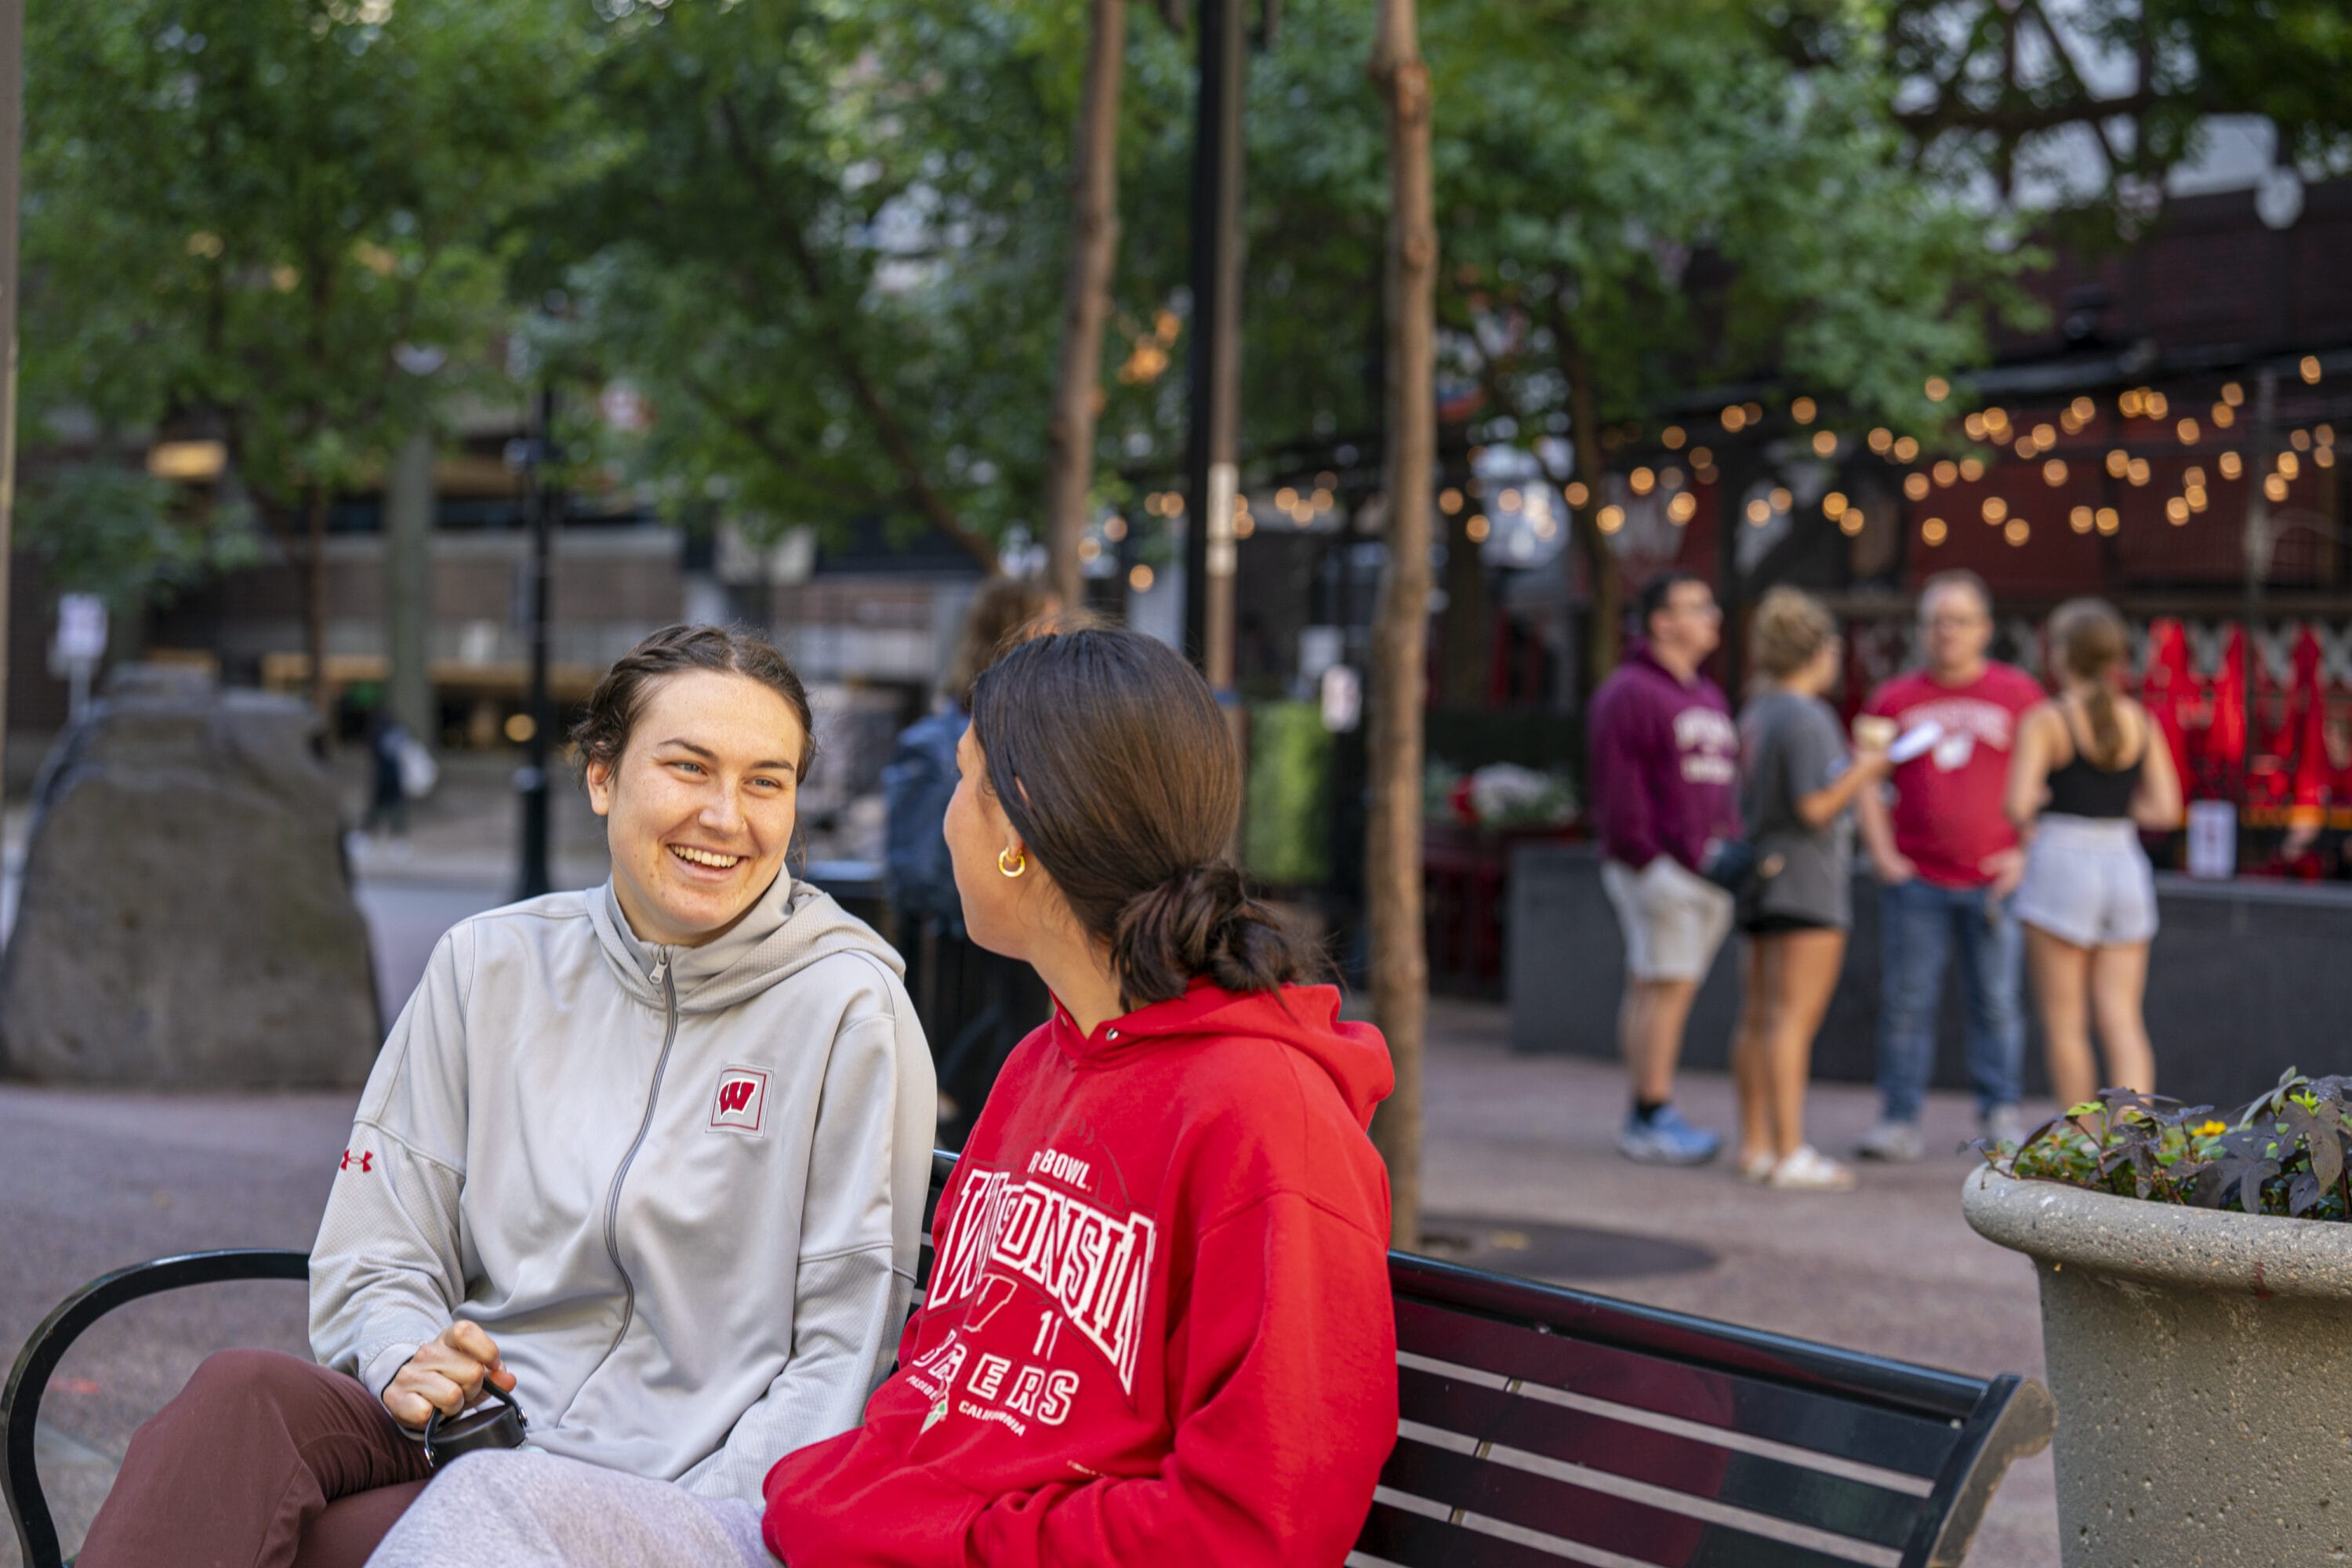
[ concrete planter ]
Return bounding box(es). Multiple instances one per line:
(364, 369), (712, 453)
(1962, 1167), (2352, 1566)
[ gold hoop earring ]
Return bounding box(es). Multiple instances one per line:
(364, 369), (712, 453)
(997, 847), (1028, 878)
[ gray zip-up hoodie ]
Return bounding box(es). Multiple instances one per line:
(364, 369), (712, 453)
(309, 873), (935, 1504)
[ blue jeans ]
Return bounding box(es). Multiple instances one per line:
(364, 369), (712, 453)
(1877, 878), (2025, 1123)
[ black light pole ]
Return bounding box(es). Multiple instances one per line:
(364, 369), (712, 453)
(515, 387), (558, 900)
(1179, 0), (1246, 689)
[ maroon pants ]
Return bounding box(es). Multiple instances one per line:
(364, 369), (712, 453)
(75, 1348), (435, 1568)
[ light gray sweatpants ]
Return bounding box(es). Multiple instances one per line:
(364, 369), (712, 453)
(362, 1450), (780, 1568)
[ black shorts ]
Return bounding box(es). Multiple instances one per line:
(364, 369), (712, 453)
(1742, 912), (1838, 937)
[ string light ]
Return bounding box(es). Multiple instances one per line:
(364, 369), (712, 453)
(1925, 377), (1950, 402)
(2186, 484), (2208, 512)
(2301, 356), (2322, 384)
(2212, 404), (2235, 429)
(1105, 515), (1128, 541)
(1959, 457), (1986, 481)
(1811, 430), (1837, 457)
(1893, 436), (1919, 462)
(1466, 514), (1490, 542)
(1964, 412), (1987, 441)
(1565, 481), (1590, 508)
(1769, 486), (1794, 512)
(1904, 474), (1931, 500)
(1498, 487), (1523, 510)
(1080, 537), (1102, 562)
(2278, 452), (2301, 480)
(1312, 487), (1334, 510)
(2176, 418), (2200, 445)
(2222, 382), (2245, 407)
(2264, 474), (2289, 503)
(2013, 437), (2037, 459)
(2166, 497), (2190, 524)
(1599, 504), (1627, 533)
(1690, 446), (1714, 470)
(1439, 487), (1463, 514)
(1840, 508), (1866, 537)
(2292, 429), (2313, 452)
(1984, 407), (2011, 435)
(2033, 423), (2057, 448)
(2096, 506), (2121, 535)
(2106, 449), (2129, 477)
(2004, 518), (2030, 546)
(1932, 459), (1958, 487)
(2119, 389), (2146, 418)
(2070, 506), (2094, 534)
(2043, 459), (2068, 485)
(1981, 496), (2008, 524)
(1722, 405), (1746, 431)
(1276, 486), (1298, 510)
(1744, 402), (1762, 424)
(1232, 513), (1254, 539)
(1922, 517), (1948, 544)
(1821, 490), (1848, 519)
(2127, 458), (2151, 486)
(1791, 397), (1817, 424)
(1629, 468), (1656, 496)
(2071, 396), (2097, 421)
(2145, 390), (2170, 419)
(1667, 492), (1697, 524)
(1868, 427), (1893, 454)
(1662, 466), (1684, 487)
(1745, 498), (1771, 525)
(2219, 452), (2244, 480)
(1663, 426), (1686, 449)
(1129, 564), (1156, 591)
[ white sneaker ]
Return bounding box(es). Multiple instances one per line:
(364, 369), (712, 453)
(1767, 1145), (1858, 1191)
(1735, 1149), (1777, 1184)
(1855, 1120), (1926, 1163)
(1980, 1105), (2027, 1149)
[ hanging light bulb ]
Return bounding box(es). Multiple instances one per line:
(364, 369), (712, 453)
(1811, 431), (1837, 457)
(2106, 449), (2130, 478)
(1933, 459), (1958, 487)
(1599, 504), (1628, 533)
(1893, 436), (1920, 463)
(1981, 496), (2009, 524)
(1959, 457), (1986, 481)
(1922, 517), (1948, 544)
(2044, 459), (2068, 485)
(1791, 397), (1817, 424)
(1770, 486), (1794, 512)
(2004, 517), (2030, 546)
(1925, 377), (1950, 402)
(1662, 425), (1686, 449)
(2096, 506), (2120, 535)
(2070, 506), (2095, 533)
(1904, 474), (1931, 500)
(2219, 452), (2244, 480)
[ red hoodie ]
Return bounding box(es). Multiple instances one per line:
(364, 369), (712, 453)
(763, 981), (1398, 1568)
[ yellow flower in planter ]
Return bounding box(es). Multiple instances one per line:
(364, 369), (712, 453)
(2195, 1120), (2227, 1137)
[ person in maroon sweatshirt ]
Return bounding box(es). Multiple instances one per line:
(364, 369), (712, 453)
(356, 626), (1400, 1568)
(1585, 571), (1740, 1165)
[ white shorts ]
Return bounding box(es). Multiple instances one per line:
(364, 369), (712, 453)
(1602, 856), (1735, 983)
(2014, 815), (2159, 949)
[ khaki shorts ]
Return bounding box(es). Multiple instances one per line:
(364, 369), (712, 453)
(1602, 855), (1735, 983)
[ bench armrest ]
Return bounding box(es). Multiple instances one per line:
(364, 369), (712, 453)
(5, 1250), (310, 1568)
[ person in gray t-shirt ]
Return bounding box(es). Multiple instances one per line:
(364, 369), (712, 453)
(1731, 590), (1889, 1191)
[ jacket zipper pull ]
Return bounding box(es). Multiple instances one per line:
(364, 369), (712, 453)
(650, 952), (670, 985)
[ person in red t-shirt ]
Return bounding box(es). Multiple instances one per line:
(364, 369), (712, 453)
(1852, 571), (2044, 1161)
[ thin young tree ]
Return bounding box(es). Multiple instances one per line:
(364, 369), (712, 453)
(1044, 0), (1129, 605)
(1367, 0), (1436, 1248)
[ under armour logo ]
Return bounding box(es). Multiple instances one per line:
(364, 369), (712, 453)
(339, 1149), (375, 1174)
(709, 1067), (769, 1134)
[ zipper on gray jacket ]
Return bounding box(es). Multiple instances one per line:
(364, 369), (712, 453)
(583, 951), (679, 1382)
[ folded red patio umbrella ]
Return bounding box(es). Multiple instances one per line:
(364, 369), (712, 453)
(2205, 624), (2249, 786)
(2141, 618), (2194, 803)
(2290, 626), (2331, 815)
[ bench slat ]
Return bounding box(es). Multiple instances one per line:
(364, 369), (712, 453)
(1381, 1435), (1892, 1568)
(1393, 1298), (1958, 1479)
(1396, 1363), (1926, 1552)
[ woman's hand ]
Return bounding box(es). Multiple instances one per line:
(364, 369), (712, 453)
(382, 1321), (515, 1429)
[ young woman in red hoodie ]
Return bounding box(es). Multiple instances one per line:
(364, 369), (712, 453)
(363, 625), (1400, 1568)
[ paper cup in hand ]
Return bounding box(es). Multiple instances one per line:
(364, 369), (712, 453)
(1851, 715), (1896, 753)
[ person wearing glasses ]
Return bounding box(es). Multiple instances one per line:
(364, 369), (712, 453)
(1852, 571), (2044, 1160)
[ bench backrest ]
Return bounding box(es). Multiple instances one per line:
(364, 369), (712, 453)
(9, 1152), (2045, 1568)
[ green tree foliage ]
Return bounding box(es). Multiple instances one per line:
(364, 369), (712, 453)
(24, 0), (586, 704)
(16, 465), (259, 614)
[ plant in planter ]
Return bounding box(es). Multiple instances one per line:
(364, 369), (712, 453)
(1962, 1070), (2352, 1568)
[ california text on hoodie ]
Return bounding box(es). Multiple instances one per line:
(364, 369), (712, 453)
(1586, 639), (1740, 873)
(761, 980), (1399, 1568)
(309, 873), (937, 1505)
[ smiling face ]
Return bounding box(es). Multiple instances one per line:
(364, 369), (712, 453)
(586, 670), (806, 949)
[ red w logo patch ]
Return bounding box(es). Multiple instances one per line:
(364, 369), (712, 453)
(710, 1068), (769, 1134)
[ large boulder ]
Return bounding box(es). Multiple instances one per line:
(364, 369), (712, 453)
(0, 667), (381, 1087)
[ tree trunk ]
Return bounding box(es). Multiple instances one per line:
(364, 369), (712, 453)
(1367, 0), (1436, 1250)
(303, 485), (333, 740)
(1043, 0), (1127, 605)
(1560, 325), (1620, 698)
(1439, 500), (1489, 706)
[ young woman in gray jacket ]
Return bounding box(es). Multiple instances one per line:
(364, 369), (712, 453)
(74, 626), (936, 1568)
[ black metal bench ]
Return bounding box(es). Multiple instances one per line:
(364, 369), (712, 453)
(8, 1151), (2049, 1568)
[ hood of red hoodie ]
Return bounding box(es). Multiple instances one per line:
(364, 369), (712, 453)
(1048, 979), (1393, 1131)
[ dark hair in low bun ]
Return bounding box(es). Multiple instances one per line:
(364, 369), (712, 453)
(968, 628), (1325, 1010)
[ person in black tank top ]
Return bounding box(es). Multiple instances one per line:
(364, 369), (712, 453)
(2042, 706), (2145, 820)
(2004, 600), (2182, 1118)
